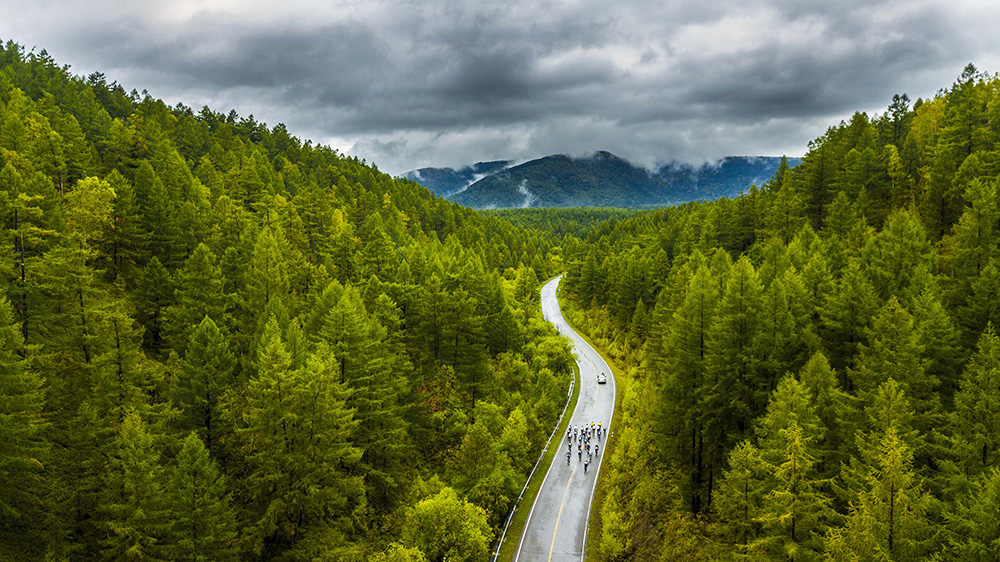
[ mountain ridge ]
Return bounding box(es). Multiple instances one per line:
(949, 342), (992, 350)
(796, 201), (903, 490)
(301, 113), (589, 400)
(404, 152), (800, 208)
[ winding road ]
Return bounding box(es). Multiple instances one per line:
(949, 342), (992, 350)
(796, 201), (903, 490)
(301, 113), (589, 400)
(513, 275), (617, 562)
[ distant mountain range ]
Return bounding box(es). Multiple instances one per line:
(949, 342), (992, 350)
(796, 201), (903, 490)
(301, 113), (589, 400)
(403, 152), (800, 209)
(403, 160), (512, 199)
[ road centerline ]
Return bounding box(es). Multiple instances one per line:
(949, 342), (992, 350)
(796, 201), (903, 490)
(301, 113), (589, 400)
(549, 465), (577, 562)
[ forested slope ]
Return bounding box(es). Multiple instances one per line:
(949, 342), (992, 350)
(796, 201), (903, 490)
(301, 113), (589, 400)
(561, 64), (1000, 561)
(0, 40), (577, 561)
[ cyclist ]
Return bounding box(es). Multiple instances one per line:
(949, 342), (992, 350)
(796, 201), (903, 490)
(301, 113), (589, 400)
(567, 451), (571, 464)
(595, 444), (599, 457)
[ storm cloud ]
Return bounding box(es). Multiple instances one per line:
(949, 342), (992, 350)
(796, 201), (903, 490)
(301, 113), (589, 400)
(1, 0), (996, 174)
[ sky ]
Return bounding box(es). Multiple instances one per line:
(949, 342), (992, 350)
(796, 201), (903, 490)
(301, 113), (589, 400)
(1, 0), (998, 176)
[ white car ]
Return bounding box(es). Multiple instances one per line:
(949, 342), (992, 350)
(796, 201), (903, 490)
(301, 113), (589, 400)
(597, 372), (607, 384)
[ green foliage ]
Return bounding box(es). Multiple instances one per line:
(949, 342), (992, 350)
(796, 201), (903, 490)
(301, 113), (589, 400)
(557, 66), (1000, 561)
(163, 433), (238, 562)
(0, 294), (48, 550)
(826, 428), (932, 562)
(401, 488), (492, 562)
(100, 411), (167, 562)
(226, 317), (362, 559)
(0, 41), (573, 559)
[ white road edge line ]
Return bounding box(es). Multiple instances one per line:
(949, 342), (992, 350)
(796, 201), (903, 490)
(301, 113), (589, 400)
(513, 277), (572, 562)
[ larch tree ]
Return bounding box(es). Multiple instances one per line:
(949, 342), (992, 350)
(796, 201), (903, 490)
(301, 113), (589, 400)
(950, 324), (1000, 477)
(226, 317), (362, 560)
(826, 428), (932, 562)
(173, 316), (235, 456)
(100, 411), (167, 562)
(0, 295), (48, 547)
(162, 432), (238, 562)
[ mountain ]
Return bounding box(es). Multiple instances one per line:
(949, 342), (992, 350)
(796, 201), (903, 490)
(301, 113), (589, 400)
(655, 156), (802, 202)
(407, 152), (799, 209)
(402, 160), (511, 198)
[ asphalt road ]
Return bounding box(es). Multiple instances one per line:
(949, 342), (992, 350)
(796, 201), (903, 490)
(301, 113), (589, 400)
(513, 275), (617, 562)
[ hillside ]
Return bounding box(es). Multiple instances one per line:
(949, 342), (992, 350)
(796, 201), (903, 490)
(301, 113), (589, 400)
(402, 160), (510, 198)
(562, 66), (1000, 561)
(0, 41), (574, 561)
(435, 151), (796, 208)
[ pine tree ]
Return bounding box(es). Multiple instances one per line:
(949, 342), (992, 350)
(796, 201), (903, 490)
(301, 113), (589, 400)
(944, 178), (999, 306)
(850, 298), (936, 426)
(705, 256), (764, 462)
(163, 243), (227, 355)
(100, 411), (167, 562)
(946, 467), (1000, 561)
(753, 268), (808, 395)
(752, 423), (833, 561)
(227, 317), (362, 559)
(0, 162), (55, 341)
(798, 352), (854, 475)
(950, 324), (1000, 477)
(134, 161), (183, 269)
(864, 208), (933, 301)
(246, 225), (290, 320)
(134, 257), (175, 355)
(97, 169), (148, 284)
(715, 440), (767, 557)
(764, 169), (806, 245)
(754, 375), (825, 467)
(162, 433), (237, 562)
(819, 261), (880, 387)
(653, 263), (717, 514)
(174, 316), (235, 455)
(826, 427), (932, 562)
(321, 287), (411, 512)
(958, 259), (1000, 350)
(0, 295), (48, 545)
(910, 288), (962, 406)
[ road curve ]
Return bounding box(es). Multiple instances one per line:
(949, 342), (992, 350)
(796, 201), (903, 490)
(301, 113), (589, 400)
(513, 275), (617, 562)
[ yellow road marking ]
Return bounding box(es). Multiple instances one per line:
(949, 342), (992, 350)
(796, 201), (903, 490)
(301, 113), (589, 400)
(548, 465), (576, 562)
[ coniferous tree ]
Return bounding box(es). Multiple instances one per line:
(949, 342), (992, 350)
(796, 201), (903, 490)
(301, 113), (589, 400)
(958, 259), (1000, 349)
(135, 257), (175, 355)
(100, 411), (167, 562)
(944, 178), (999, 305)
(753, 423), (833, 561)
(0, 295), (48, 548)
(174, 316), (235, 455)
(819, 261), (880, 387)
(715, 440), (767, 557)
(945, 467), (1000, 561)
(226, 317), (362, 559)
(826, 428), (932, 562)
(705, 256), (764, 464)
(950, 324), (1000, 477)
(162, 433), (238, 562)
(850, 298), (936, 425)
(164, 243), (228, 355)
(654, 263), (717, 514)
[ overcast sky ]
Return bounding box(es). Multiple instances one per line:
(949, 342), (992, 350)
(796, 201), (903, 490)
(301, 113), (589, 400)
(1, 0), (998, 175)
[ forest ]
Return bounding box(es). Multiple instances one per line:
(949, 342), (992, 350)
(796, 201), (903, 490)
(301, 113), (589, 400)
(0, 40), (582, 562)
(5, 33), (1000, 562)
(561, 64), (1000, 561)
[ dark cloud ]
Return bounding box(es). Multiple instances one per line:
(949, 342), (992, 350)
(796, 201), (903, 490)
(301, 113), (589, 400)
(0, 0), (996, 174)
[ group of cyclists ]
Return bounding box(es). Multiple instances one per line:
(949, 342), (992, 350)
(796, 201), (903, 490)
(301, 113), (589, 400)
(566, 421), (605, 473)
